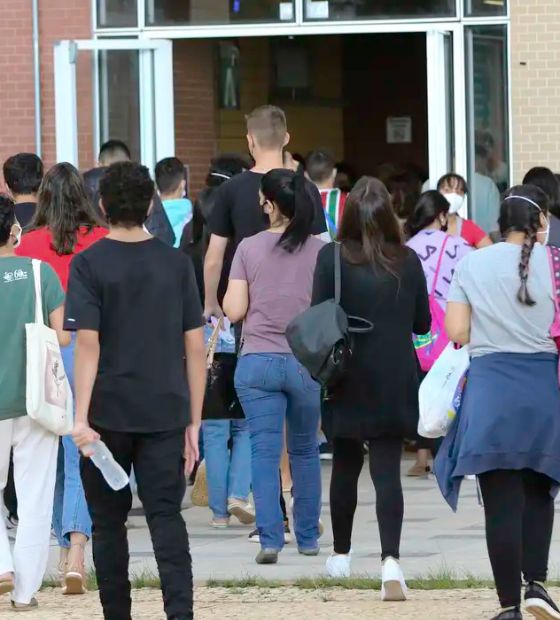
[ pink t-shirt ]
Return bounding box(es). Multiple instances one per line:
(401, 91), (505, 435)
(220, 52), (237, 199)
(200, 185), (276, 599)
(230, 231), (325, 354)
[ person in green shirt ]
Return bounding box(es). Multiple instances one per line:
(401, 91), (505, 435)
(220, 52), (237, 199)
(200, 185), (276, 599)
(0, 194), (68, 611)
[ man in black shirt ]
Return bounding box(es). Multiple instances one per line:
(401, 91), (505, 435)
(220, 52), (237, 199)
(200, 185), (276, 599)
(67, 162), (206, 620)
(3, 153), (43, 229)
(203, 105), (326, 318)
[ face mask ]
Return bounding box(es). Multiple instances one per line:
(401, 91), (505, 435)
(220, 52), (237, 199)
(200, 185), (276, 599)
(12, 221), (22, 248)
(538, 218), (550, 246)
(445, 192), (465, 215)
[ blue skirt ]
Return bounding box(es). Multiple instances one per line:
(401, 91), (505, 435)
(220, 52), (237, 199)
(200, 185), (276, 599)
(435, 352), (560, 511)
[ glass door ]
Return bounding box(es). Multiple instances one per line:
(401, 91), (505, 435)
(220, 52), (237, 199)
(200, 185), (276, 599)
(54, 38), (174, 172)
(426, 30), (454, 190)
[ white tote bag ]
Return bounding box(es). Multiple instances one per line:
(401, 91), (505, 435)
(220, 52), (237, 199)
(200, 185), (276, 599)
(25, 259), (73, 435)
(418, 343), (470, 439)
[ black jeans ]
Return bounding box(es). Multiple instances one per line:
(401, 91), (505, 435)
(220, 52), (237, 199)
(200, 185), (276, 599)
(331, 437), (403, 559)
(81, 428), (193, 620)
(478, 469), (554, 609)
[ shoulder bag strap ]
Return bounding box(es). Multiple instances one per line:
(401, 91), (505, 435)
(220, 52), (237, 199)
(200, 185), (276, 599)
(432, 235), (450, 297)
(32, 259), (44, 325)
(206, 317), (223, 369)
(334, 241), (341, 304)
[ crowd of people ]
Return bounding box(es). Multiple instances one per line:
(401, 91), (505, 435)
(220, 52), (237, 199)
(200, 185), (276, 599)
(0, 103), (559, 620)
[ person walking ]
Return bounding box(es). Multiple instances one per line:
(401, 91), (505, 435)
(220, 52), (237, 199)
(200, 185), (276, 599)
(438, 184), (560, 620)
(312, 178), (430, 598)
(68, 162), (206, 620)
(0, 195), (69, 611)
(17, 162), (107, 594)
(405, 190), (472, 476)
(223, 168), (324, 565)
(3, 153), (43, 229)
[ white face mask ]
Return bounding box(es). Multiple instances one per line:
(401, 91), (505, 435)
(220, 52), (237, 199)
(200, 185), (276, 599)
(538, 218), (550, 246)
(445, 192), (465, 215)
(12, 220), (22, 248)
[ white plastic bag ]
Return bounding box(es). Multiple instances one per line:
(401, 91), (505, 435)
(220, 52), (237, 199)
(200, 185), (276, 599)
(25, 260), (73, 436)
(418, 343), (469, 439)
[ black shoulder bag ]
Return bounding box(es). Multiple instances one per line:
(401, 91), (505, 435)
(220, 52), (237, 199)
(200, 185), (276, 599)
(286, 243), (373, 392)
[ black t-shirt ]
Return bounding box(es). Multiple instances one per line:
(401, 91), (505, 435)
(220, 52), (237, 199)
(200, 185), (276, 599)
(64, 237), (204, 433)
(15, 202), (37, 229)
(207, 171), (327, 296)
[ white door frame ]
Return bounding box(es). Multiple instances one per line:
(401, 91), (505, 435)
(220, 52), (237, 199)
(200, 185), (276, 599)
(54, 38), (174, 172)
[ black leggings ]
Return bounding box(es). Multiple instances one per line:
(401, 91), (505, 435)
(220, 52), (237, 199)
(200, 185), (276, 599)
(478, 469), (554, 609)
(330, 437), (403, 559)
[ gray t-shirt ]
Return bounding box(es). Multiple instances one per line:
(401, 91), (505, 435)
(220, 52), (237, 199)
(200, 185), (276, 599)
(448, 242), (557, 358)
(230, 231), (325, 355)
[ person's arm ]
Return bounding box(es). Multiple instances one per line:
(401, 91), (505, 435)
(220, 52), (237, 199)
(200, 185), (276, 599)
(411, 253), (431, 336)
(475, 236), (493, 249)
(203, 234), (228, 318)
(465, 219), (492, 249)
(445, 265), (472, 345)
(49, 306), (71, 347)
(183, 326), (206, 474)
(223, 280), (249, 323)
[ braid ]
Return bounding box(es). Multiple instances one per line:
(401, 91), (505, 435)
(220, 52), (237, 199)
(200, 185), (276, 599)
(517, 227), (538, 306)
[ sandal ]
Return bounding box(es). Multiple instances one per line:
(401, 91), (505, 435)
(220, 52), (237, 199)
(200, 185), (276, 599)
(11, 598), (38, 612)
(62, 543), (86, 595)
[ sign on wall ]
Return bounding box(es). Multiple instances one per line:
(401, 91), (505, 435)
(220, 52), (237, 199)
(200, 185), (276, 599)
(219, 42), (240, 110)
(386, 116), (412, 144)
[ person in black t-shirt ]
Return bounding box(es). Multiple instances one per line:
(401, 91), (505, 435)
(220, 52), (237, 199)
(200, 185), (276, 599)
(203, 105), (327, 318)
(67, 162), (206, 620)
(3, 153), (43, 230)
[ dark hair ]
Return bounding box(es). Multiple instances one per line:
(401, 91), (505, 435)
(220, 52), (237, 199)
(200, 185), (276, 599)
(305, 150), (336, 184)
(99, 162), (155, 228)
(33, 163), (105, 255)
(155, 157), (185, 195)
(98, 139), (131, 166)
(3, 153), (44, 196)
(246, 105), (287, 151)
(384, 172), (421, 220)
(522, 167), (560, 219)
(261, 168), (315, 253)
(205, 153), (252, 189)
(437, 173), (469, 195)
(404, 191), (450, 238)
(500, 184), (549, 307)
(338, 176), (406, 276)
(0, 195), (16, 246)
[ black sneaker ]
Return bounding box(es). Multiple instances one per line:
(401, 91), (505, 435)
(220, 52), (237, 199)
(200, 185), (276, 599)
(525, 582), (560, 619)
(248, 522), (292, 544)
(319, 442), (333, 461)
(491, 609), (522, 620)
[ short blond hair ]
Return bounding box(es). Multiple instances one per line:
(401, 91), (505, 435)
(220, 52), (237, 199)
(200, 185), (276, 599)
(246, 105), (287, 151)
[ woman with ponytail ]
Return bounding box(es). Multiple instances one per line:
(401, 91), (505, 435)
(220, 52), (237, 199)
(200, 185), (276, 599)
(439, 184), (560, 620)
(223, 168), (324, 565)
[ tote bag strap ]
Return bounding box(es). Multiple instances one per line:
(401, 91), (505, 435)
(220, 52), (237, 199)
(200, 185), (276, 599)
(206, 317), (223, 369)
(432, 235), (450, 297)
(32, 259), (44, 325)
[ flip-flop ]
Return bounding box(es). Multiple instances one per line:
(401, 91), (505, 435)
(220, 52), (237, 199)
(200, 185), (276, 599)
(62, 572), (86, 595)
(11, 597), (38, 612)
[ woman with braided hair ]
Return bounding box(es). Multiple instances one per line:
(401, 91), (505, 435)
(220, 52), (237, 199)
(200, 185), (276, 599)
(437, 184), (560, 620)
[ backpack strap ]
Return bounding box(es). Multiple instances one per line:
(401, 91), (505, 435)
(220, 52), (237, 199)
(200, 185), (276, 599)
(334, 241), (341, 304)
(432, 235), (450, 297)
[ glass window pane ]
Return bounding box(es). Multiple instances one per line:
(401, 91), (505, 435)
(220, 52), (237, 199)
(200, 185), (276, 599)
(98, 50), (141, 161)
(147, 0), (295, 26)
(466, 25), (509, 236)
(304, 0), (455, 21)
(465, 0), (506, 17)
(97, 0), (137, 28)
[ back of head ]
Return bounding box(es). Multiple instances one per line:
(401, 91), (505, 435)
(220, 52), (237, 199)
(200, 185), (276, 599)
(338, 176), (405, 274)
(205, 153), (252, 189)
(500, 184), (549, 307)
(305, 150), (336, 186)
(384, 172), (421, 221)
(98, 139), (131, 167)
(99, 162), (154, 229)
(522, 166), (560, 218)
(246, 105), (287, 152)
(155, 157), (185, 196)
(34, 162), (103, 255)
(3, 153), (44, 196)
(405, 190), (450, 239)
(0, 194), (16, 247)
(261, 168), (315, 253)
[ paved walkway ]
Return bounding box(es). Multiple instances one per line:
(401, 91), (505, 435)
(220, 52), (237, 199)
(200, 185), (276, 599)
(34, 455), (560, 583)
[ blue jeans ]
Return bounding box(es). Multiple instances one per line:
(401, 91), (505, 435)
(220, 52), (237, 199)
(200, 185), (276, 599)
(235, 353), (321, 552)
(52, 337), (92, 547)
(202, 419), (251, 519)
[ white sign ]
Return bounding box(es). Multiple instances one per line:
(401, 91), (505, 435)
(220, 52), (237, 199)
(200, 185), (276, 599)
(279, 2), (294, 20)
(386, 117), (412, 144)
(306, 1), (329, 19)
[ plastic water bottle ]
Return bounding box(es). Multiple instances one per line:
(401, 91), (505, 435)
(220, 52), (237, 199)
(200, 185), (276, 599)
(85, 440), (129, 491)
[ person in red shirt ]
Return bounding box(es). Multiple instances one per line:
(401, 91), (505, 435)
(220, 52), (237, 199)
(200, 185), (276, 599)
(17, 162), (107, 596)
(306, 150), (347, 242)
(437, 173), (492, 249)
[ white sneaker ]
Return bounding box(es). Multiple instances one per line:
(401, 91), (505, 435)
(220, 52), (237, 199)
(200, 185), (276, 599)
(381, 557), (407, 601)
(326, 553), (351, 578)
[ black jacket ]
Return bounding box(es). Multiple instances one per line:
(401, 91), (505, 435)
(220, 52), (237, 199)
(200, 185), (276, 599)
(83, 167), (175, 247)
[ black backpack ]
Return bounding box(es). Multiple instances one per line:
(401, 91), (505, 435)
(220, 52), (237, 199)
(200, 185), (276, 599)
(286, 243), (373, 391)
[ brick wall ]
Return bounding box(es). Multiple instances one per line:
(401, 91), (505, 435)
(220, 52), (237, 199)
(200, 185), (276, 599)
(511, 0), (560, 182)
